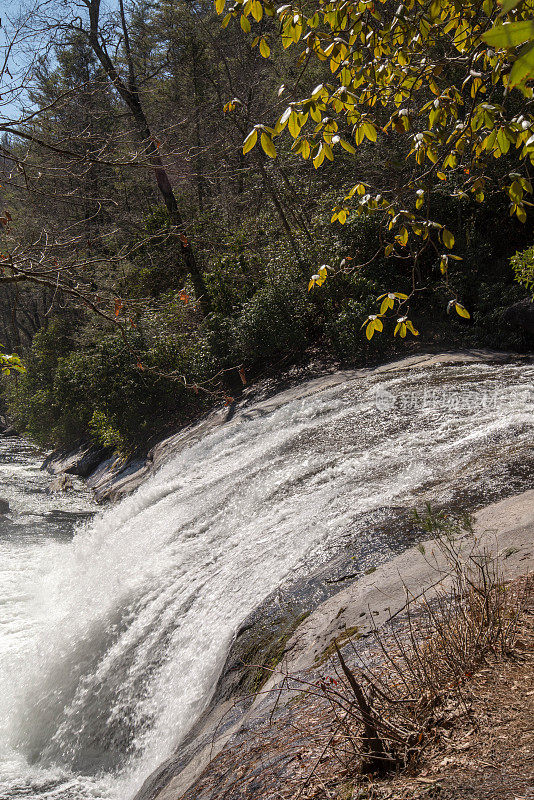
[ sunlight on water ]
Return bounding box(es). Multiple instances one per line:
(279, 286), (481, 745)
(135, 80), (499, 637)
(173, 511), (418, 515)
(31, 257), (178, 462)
(0, 361), (532, 799)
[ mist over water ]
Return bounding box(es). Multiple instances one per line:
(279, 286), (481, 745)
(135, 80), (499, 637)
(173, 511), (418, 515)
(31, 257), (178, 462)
(0, 361), (533, 799)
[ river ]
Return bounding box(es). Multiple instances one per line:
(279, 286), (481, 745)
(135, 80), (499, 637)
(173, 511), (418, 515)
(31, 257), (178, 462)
(0, 359), (532, 799)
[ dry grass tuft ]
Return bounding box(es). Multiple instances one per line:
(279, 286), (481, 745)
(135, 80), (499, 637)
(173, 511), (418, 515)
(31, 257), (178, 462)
(278, 510), (528, 795)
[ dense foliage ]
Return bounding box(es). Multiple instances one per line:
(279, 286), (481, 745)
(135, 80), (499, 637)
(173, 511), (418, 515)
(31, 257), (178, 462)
(1, 0), (533, 452)
(220, 0), (534, 334)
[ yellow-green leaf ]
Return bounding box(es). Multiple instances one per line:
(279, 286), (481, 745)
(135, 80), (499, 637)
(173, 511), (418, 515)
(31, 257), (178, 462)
(251, 0), (263, 21)
(340, 138), (356, 154)
(243, 128), (258, 154)
(516, 204), (527, 222)
(288, 111), (301, 138)
(482, 21), (534, 49)
(397, 226), (408, 246)
(261, 132), (277, 158)
(454, 302), (470, 319)
(509, 179), (523, 202)
(510, 42), (534, 87)
(380, 295), (394, 314)
(365, 316), (382, 340)
(313, 144), (325, 168)
(362, 121), (377, 142)
(442, 229), (455, 249)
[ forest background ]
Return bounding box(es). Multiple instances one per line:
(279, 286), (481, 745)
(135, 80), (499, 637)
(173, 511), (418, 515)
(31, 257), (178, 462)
(1, 0), (534, 454)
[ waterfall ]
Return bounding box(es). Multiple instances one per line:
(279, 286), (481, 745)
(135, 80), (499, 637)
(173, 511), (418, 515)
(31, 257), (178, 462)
(0, 360), (533, 799)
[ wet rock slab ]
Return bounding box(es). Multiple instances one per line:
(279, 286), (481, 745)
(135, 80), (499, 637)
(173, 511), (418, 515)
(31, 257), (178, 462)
(42, 349), (528, 504)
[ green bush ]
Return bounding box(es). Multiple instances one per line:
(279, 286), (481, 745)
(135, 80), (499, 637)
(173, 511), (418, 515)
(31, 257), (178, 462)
(89, 410), (126, 452)
(4, 321), (211, 452)
(204, 253), (262, 316)
(326, 298), (376, 360)
(511, 245), (534, 294)
(236, 280), (313, 362)
(3, 319), (89, 447)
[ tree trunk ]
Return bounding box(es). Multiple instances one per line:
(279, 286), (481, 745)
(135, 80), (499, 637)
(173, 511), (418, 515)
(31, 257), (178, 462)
(191, 39), (205, 213)
(335, 643), (393, 775)
(85, 0), (212, 315)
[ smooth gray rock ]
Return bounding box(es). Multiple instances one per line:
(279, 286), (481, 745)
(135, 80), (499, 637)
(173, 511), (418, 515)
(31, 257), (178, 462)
(86, 457), (150, 503)
(42, 444), (111, 478)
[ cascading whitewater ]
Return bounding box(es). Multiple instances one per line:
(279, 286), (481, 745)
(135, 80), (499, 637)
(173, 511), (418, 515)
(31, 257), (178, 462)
(0, 360), (533, 800)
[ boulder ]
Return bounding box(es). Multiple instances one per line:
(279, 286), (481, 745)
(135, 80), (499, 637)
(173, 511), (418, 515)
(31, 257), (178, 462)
(42, 445), (111, 478)
(87, 457), (150, 503)
(48, 474), (74, 493)
(502, 297), (534, 335)
(65, 446), (112, 478)
(1, 425), (18, 437)
(0, 498), (10, 514)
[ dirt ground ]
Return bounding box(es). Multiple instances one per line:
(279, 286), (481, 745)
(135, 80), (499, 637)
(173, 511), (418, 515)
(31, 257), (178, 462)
(363, 596), (534, 800)
(178, 577), (533, 800)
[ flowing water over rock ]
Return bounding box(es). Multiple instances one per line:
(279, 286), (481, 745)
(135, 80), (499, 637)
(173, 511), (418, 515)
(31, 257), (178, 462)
(0, 358), (533, 800)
